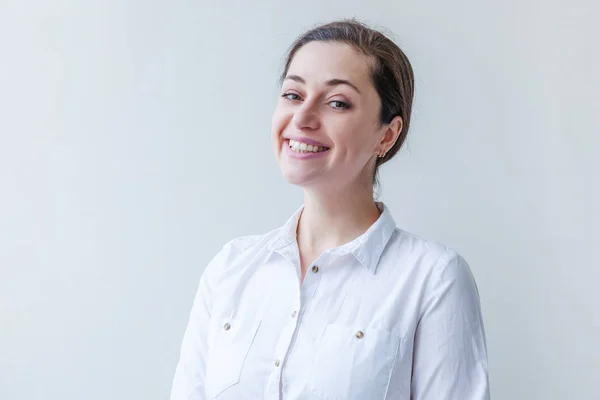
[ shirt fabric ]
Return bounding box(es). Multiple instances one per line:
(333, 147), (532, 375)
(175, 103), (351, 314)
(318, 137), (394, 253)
(170, 202), (490, 400)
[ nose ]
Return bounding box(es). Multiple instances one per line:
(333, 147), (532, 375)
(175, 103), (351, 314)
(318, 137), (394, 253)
(292, 101), (320, 131)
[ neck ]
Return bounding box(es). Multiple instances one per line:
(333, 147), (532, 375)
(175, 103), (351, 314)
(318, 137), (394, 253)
(296, 182), (381, 256)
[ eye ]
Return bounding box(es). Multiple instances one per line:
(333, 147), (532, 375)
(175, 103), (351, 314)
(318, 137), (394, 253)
(282, 92), (301, 101)
(328, 100), (351, 110)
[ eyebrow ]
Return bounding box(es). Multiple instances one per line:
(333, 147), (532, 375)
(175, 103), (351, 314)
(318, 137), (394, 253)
(285, 74), (361, 94)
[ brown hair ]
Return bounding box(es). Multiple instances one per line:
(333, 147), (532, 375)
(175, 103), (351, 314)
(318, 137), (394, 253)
(280, 19), (415, 186)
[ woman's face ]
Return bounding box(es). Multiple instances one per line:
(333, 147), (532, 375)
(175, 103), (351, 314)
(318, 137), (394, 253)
(271, 41), (393, 191)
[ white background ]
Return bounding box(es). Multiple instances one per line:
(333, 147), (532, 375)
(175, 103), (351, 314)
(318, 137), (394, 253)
(1, 0), (598, 399)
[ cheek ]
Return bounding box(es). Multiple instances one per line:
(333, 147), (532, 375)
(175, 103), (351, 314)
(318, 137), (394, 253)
(271, 107), (291, 159)
(271, 107), (289, 141)
(330, 119), (374, 154)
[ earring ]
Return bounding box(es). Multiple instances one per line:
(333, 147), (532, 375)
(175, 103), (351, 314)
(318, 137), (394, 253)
(378, 151), (386, 158)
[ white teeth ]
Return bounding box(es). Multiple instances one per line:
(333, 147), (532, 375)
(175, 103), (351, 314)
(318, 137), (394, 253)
(288, 139), (328, 153)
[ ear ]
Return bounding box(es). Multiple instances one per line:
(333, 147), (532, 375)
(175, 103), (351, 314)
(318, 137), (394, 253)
(377, 116), (403, 156)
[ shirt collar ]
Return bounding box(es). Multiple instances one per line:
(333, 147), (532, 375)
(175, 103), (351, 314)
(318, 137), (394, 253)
(267, 202), (396, 274)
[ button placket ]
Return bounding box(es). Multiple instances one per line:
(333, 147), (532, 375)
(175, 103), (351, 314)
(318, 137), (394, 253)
(265, 264), (307, 398)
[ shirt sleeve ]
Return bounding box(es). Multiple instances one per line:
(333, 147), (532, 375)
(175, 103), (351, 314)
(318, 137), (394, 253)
(169, 244), (228, 400)
(410, 249), (490, 399)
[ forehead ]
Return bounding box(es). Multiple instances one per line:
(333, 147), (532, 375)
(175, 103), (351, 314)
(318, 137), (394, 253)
(287, 41), (373, 88)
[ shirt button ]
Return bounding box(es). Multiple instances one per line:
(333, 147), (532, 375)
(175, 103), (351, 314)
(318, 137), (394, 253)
(312, 265), (319, 273)
(355, 331), (364, 339)
(223, 323), (231, 331)
(291, 310), (298, 318)
(275, 359), (281, 367)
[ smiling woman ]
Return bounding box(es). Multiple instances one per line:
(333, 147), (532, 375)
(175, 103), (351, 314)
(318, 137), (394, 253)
(170, 19), (490, 400)
(272, 34), (409, 190)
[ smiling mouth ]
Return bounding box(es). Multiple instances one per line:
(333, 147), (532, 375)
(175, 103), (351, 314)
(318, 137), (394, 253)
(286, 139), (330, 153)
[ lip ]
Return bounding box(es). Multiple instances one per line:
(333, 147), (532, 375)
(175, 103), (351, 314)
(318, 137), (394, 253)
(283, 139), (330, 159)
(284, 135), (330, 149)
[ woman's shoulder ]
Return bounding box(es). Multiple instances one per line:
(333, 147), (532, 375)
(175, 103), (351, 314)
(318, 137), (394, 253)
(206, 227), (283, 271)
(388, 227), (473, 281)
(220, 226), (282, 255)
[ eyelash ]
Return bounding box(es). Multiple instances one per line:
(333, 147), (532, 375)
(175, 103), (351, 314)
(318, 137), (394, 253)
(281, 92), (351, 110)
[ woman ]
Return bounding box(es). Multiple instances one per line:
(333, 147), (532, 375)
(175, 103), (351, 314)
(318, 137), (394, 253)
(171, 19), (490, 400)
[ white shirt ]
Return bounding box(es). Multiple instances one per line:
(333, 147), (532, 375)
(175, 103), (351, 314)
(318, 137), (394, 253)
(170, 203), (490, 400)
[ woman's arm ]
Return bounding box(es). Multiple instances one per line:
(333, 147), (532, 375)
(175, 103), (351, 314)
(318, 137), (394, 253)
(410, 249), (490, 399)
(169, 246), (226, 400)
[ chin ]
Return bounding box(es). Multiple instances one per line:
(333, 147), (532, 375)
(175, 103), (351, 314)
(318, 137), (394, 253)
(279, 165), (319, 187)
(281, 170), (310, 187)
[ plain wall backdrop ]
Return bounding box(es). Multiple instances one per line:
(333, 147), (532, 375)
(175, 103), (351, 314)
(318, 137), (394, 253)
(1, 0), (598, 399)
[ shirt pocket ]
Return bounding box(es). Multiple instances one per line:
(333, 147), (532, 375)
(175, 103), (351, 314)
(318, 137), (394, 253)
(307, 323), (401, 400)
(205, 315), (261, 399)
